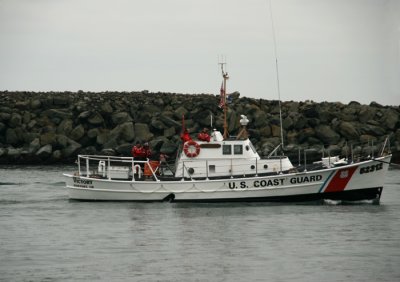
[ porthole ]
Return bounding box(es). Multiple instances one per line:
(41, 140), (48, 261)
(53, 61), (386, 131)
(188, 168), (194, 174)
(264, 164), (268, 169)
(251, 165), (255, 170)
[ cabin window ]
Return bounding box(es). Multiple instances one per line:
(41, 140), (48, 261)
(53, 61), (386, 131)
(222, 145), (232, 155)
(234, 145), (243, 155)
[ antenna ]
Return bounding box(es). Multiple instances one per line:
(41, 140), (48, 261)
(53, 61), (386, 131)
(218, 55), (227, 68)
(268, 0), (284, 150)
(218, 56), (229, 140)
(218, 56), (228, 78)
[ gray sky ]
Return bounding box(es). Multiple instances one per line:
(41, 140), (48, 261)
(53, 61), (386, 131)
(1, 0), (399, 105)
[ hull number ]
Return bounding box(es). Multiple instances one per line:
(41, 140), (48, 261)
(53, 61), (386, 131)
(360, 163), (383, 174)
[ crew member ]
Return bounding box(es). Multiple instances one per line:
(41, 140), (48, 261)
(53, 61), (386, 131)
(143, 142), (152, 159)
(198, 128), (211, 142)
(131, 142), (146, 160)
(180, 129), (192, 142)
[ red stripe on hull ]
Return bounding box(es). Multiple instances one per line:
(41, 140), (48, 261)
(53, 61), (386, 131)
(324, 166), (358, 193)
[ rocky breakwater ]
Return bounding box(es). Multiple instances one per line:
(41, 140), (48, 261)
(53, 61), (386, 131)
(0, 90), (399, 165)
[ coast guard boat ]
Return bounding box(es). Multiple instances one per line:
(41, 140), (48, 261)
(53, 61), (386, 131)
(63, 132), (391, 203)
(64, 68), (392, 203)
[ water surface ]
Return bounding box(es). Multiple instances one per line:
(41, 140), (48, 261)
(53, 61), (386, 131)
(1, 166), (399, 281)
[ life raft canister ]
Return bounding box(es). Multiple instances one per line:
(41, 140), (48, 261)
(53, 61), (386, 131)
(183, 140), (201, 158)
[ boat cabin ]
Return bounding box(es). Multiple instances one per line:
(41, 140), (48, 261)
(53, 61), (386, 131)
(174, 129), (293, 179)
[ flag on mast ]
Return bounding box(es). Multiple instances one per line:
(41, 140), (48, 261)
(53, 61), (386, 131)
(218, 82), (225, 108)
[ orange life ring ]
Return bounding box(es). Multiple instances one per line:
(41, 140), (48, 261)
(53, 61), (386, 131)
(183, 140), (200, 158)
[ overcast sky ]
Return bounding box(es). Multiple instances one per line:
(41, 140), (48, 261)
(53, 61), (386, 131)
(1, 0), (399, 105)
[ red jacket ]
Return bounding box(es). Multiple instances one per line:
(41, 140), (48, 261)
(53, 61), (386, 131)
(131, 146), (147, 158)
(144, 147), (152, 158)
(198, 132), (210, 142)
(180, 131), (192, 142)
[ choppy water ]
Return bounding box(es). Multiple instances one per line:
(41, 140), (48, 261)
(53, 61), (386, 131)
(0, 166), (399, 282)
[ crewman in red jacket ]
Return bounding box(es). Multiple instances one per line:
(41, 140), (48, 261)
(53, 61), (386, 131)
(131, 142), (146, 159)
(198, 128), (211, 142)
(143, 142), (152, 159)
(180, 129), (192, 143)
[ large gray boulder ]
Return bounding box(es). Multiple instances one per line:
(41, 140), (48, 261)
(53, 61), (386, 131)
(294, 116), (307, 130)
(174, 106), (188, 120)
(302, 103), (320, 118)
(282, 116), (294, 130)
(135, 123), (154, 141)
(87, 128), (99, 139)
(36, 144), (53, 159)
(119, 122), (135, 142)
(103, 137), (118, 149)
(151, 118), (166, 131)
(30, 99), (41, 109)
(70, 124), (85, 141)
(101, 102), (113, 114)
(0, 112), (11, 122)
(382, 109), (399, 130)
(9, 113), (22, 128)
(115, 143), (133, 156)
(109, 122), (135, 143)
(0, 122), (5, 133)
(315, 125), (340, 144)
(339, 122), (359, 140)
(57, 119), (73, 135)
(96, 130), (110, 145)
(6, 128), (24, 146)
(159, 139), (178, 154)
(361, 124), (386, 136)
(159, 114), (181, 127)
(56, 135), (69, 148)
(270, 125), (281, 138)
(7, 147), (22, 158)
(52, 150), (62, 160)
(358, 105), (376, 123)
(112, 112), (132, 125)
(88, 112), (104, 125)
(28, 138), (41, 154)
(62, 139), (82, 158)
(253, 110), (268, 128)
(43, 109), (71, 120)
(163, 127), (176, 138)
(78, 111), (91, 120)
(40, 132), (57, 146)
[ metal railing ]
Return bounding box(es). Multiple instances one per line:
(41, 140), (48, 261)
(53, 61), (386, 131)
(293, 136), (391, 170)
(76, 155), (160, 182)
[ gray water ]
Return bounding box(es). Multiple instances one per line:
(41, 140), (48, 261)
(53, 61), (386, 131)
(0, 166), (399, 282)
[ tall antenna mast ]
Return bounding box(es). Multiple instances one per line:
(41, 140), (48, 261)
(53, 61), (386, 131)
(269, 0), (284, 149)
(219, 59), (229, 140)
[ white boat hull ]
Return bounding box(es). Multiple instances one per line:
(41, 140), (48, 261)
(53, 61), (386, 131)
(64, 155), (391, 203)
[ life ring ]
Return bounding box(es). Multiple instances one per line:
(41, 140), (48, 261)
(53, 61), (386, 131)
(184, 140), (200, 158)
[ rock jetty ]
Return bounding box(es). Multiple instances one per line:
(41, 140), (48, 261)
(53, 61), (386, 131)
(0, 90), (399, 164)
